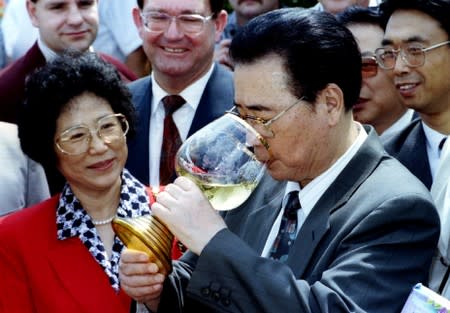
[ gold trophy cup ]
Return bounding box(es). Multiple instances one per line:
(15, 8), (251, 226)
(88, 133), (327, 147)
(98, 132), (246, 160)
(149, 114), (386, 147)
(112, 113), (267, 274)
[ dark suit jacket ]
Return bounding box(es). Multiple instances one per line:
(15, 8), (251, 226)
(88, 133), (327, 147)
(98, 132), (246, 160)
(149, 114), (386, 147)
(0, 195), (132, 312)
(125, 64), (234, 185)
(383, 118), (432, 189)
(0, 42), (137, 124)
(157, 126), (440, 313)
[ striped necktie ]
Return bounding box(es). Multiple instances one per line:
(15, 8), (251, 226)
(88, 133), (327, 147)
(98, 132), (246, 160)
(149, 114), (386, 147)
(160, 95), (185, 185)
(269, 191), (301, 262)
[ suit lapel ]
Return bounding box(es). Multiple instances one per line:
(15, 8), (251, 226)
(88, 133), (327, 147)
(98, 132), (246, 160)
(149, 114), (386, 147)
(398, 122), (432, 188)
(225, 174), (286, 254)
(288, 126), (385, 277)
(22, 42), (46, 73)
(126, 77), (153, 184)
(188, 64), (234, 136)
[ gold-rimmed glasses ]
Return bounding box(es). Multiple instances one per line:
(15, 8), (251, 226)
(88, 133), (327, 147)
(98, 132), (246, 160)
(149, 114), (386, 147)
(55, 113), (129, 155)
(140, 11), (214, 34)
(375, 41), (450, 70)
(227, 97), (306, 138)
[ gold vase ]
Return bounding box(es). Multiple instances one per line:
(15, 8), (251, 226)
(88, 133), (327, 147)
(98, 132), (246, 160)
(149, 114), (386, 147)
(112, 215), (173, 275)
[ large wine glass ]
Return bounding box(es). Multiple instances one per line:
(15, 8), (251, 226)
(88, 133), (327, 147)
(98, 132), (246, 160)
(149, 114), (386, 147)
(112, 112), (266, 273)
(175, 112), (266, 211)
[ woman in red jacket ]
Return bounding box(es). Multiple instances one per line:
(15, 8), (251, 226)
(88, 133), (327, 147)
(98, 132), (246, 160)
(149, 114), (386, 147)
(0, 52), (152, 312)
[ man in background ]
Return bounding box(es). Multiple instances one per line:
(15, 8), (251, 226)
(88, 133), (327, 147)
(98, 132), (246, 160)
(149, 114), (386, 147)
(313, 0), (369, 15)
(380, 0), (449, 189)
(125, 0), (234, 187)
(337, 6), (413, 138)
(215, 0), (281, 70)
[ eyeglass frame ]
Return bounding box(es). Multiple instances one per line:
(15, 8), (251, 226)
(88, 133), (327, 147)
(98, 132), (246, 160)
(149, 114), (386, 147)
(374, 40), (450, 70)
(55, 113), (129, 156)
(227, 97), (306, 139)
(361, 55), (379, 78)
(140, 11), (214, 34)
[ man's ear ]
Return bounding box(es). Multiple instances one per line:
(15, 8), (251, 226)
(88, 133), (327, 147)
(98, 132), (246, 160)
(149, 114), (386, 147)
(132, 7), (145, 39)
(322, 83), (345, 126)
(26, 0), (39, 28)
(214, 10), (228, 43)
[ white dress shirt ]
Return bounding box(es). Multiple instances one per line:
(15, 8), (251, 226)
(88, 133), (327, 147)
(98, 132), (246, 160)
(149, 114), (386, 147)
(428, 138), (450, 297)
(148, 64), (215, 186)
(261, 123), (368, 257)
(422, 123), (448, 180)
(380, 109), (414, 140)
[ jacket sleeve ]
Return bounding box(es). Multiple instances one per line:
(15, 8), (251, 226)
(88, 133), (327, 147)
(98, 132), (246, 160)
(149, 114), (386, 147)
(184, 194), (439, 313)
(0, 219), (35, 310)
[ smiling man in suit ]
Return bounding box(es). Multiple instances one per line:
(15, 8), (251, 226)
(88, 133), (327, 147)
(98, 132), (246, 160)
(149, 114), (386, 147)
(119, 9), (439, 313)
(125, 0), (233, 187)
(0, 0), (137, 125)
(379, 0), (450, 189)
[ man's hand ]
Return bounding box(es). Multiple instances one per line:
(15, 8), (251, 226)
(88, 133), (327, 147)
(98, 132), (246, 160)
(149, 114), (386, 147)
(152, 176), (227, 255)
(214, 39), (234, 71)
(119, 248), (166, 312)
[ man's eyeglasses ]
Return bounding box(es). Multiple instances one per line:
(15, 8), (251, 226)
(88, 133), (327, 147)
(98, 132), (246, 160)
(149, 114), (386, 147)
(361, 56), (378, 78)
(140, 11), (214, 35)
(55, 113), (129, 155)
(227, 97), (305, 139)
(375, 40), (450, 70)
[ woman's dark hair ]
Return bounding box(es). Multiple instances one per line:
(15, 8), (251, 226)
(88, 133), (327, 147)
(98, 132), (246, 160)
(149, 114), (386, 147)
(18, 51), (136, 191)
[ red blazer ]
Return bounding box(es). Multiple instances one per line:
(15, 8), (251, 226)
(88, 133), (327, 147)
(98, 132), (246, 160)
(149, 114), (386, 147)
(0, 195), (131, 313)
(0, 42), (137, 124)
(0, 187), (181, 312)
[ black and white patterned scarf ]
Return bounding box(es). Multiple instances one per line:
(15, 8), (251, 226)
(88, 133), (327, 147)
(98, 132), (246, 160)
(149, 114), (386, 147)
(56, 169), (151, 291)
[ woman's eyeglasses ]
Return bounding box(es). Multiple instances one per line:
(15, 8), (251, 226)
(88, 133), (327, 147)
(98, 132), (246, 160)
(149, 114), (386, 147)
(55, 113), (129, 155)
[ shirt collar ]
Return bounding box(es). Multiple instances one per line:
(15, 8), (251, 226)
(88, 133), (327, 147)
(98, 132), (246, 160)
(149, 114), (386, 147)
(285, 122), (368, 218)
(56, 168), (151, 240)
(37, 37), (95, 62)
(422, 122), (448, 155)
(151, 63), (215, 116)
(380, 109), (414, 140)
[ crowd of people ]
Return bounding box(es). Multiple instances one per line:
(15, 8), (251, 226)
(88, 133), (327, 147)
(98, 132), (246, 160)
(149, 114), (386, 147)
(0, 0), (449, 312)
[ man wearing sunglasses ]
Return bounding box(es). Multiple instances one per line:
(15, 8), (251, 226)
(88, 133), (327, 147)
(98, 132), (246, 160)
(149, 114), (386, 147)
(119, 9), (439, 313)
(337, 6), (413, 139)
(379, 0), (449, 190)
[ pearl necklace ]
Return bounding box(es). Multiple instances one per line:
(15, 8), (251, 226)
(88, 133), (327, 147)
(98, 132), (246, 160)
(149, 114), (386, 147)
(91, 214), (116, 226)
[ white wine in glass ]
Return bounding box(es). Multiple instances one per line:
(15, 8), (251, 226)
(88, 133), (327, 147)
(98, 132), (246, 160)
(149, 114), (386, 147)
(112, 113), (266, 271)
(175, 113), (266, 211)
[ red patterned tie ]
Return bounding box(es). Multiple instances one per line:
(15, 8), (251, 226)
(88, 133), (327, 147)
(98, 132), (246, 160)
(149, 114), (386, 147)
(160, 95), (185, 185)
